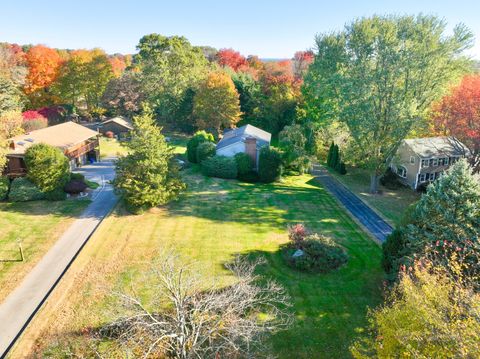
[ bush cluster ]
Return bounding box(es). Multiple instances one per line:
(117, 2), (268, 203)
(64, 179), (88, 194)
(258, 147), (282, 183)
(8, 178), (46, 202)
(283, 224), (348, 273)
(380, 168), (406, 190)
(187, 131), (215, 163)
(196, 142), (216, 163)
(0, 177), (9, 200)
(234, 152), (253, 176)
(201, 155), (238, 179)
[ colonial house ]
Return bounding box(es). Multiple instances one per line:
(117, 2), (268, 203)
(3, 122), (100, 177)
(215, 124), (271, 168)
(390, 136), (471, 190)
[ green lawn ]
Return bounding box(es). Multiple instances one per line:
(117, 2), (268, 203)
(0, 199), (89, 302)
(17, 169), (382, 359)
(327, 165), (420, 225)
(99, 137), (128, 158)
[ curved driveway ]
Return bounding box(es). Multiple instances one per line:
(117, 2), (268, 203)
(0, 160), (117, 358)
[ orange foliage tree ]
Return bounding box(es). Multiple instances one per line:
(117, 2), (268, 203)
(432, 75), (480, 172)
(109, 56), (127, 77)
(24, 45), (63, 94)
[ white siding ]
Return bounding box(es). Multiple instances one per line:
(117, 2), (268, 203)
(216, 142), (245, 157)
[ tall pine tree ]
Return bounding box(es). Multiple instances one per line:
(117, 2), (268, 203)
(114, 106), (185, 212)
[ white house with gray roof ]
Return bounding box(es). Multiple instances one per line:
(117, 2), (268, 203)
(390, 136), (471, 190)
(216, 124), (271, 168)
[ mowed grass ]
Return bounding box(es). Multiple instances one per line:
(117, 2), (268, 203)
(99, 137), (128, 158)
(13, 171), (382, 359)
(327, 165), (419, 225)
(0, 199), (89, 303)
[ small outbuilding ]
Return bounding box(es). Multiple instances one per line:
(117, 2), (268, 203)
(215, 124), (271, 168)
(98, 116), (133, 136)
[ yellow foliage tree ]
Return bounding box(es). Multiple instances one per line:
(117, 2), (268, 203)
(193, 71), (241, 136)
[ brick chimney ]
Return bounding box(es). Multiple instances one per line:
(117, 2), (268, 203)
(245, 137), (257, 167)
(9, 141), (15, 150)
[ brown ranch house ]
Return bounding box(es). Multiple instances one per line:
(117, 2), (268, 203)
(390, 136), (471, 190)
(3, 121), (100, 177)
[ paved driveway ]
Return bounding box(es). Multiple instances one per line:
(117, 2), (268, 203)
(0, 160), (118, 358)
(312, 164), (393, 242)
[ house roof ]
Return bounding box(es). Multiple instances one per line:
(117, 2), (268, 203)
(216, 124), (271, 151)
(7, 121), (99, 156)
(403, 136), (471, 158)
(101, 116), (133, 130)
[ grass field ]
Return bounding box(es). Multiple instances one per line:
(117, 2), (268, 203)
(0, 199), (89, 303)
(327, 165), (420, 225)
(14, 169), (382, 358)
(99, 137), (128, 158)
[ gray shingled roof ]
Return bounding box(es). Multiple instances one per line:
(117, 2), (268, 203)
(404, 136), (471, 158)
(216, 124), (271, 150)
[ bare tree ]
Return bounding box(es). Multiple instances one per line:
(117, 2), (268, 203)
(101, 254), (292, 358)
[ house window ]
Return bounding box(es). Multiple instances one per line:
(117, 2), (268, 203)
(419, 173), (426, 182)
(429, 173), (435, 181)
(444, 157), (449, 165)
(432, 158), (439, 166)
(410, 156), (415, 164)
(421, 159), (429, 168)
(438, 158), (444, 166)
(397, 166), (407, 178)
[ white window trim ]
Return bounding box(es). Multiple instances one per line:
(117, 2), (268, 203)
(398, 166), (407, 178)
(419, 173), (426, 182)
(444, 157), (450, 165)
(410, 156), (415, 164)
(421, 159), (429, 168)
(432, 158), (439, 166)
(429, 173), (435, 181)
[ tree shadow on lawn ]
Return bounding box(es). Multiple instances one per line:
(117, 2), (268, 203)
(223, 249), (383, 359)
(0, 198), (91, 218)
(164, 173), (366, 239)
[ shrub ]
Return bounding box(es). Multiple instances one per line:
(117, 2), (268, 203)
(234, 152), (253, 176)
(71, 172), (85, 181)
(238, 170), (259, 183)
(0, 177), (9, 200)
(284, 234), (348, 273)
(196, 142), (216, 163)
(336, 161), (347, 175)
(105, 131), (115, 139)
(287, 223), (308, 245)
(22, 110), (48, 132)
(44, 188), (67, 201)
(64, 180), (88, 194)
(25, 143), (70, 192)
(8, 178), (45, 202)
(201, 155), (238, 179)
(258, 147), (282, 183)
(187, 130), (215, 163)
(380, 167), (405, 189)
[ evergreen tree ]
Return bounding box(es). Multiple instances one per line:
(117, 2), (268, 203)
(331, 144), (339, 169)
(383, 160), (480, 283)
(114, 106), (185, 213)
(327, 142), (334, 167)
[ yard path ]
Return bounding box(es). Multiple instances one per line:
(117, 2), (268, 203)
(311, 164), (393, 242)
(0, 160), (117, 358)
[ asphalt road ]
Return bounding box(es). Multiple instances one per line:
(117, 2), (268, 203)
(312, 164), (393, 242)
(0, 160), (117, 358)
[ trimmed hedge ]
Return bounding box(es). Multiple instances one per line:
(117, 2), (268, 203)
(8, 178), (46, 202)
(201, 155), (238, 179)
(187, 131), (215, 163)
(258, 147), (282, 183)
(234, 152), (253, 176)
(0, 177), (9, 201)
(196, 142), (216, 163)
(238, 170), (259, 183)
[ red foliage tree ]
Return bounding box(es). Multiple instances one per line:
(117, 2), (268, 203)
(24, 45), (63, 94)
(293, 50), (314, 80)
(432, 75), (480, 173)
(216, 48), (248, 71)
(260, 60), (295, 87)
(21, 110), (48, 132)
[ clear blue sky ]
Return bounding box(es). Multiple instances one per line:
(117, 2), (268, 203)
(2, 0), (480, 59)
